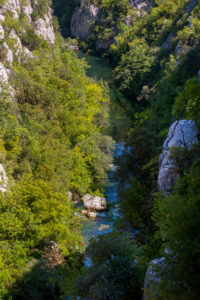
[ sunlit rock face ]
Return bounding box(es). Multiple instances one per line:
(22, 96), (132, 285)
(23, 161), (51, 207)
(129, 0), (153, 12)
(34, 8), (55, 44)
(158, 120), (199, 193)
(82, 194), (107, 211)
(0, 0), (55, 86)
(0, 0), (56, 192)
(0, 63), (9, 86)
(71, 1), (100, 40)
(71, 0), (153, 45)
(0, 164), (8, 193)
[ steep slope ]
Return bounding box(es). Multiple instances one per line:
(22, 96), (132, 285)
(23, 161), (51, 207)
(0, 0), (113, 297)
(71, 0), (154, 52)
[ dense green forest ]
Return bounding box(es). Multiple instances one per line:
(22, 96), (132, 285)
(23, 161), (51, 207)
(0, 3), (113, 297)
(55, 0), (200, 299)
(0, 0), (200, 298)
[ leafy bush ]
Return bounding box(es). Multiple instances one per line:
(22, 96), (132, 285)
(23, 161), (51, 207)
(76, 235), (144, 300)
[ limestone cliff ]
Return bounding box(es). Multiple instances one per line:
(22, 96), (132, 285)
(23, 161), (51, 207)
(144, 120), (199, 299)
(71, 1), (100, 40)
(158, 120), (199, 193)
(71, 0), (153, 51)
(0, 0), (55, 192)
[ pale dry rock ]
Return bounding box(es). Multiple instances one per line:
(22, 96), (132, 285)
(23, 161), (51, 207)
(0, 0), (20, 19)
(71, 2), (100, 40)
(88, 211), (97, 218)
(9, 29), (23, 57)
(82, 194), (107, 211)
(82, 210), (88, 216)
(129, 0), (153, 12)
(21, 1), (33, 22)
(67, 191), (73, 200)
(34, 11), (55, 43)
(0, 63), (9, 84)
(0, 164), (8, 193)
(158, 120), (199, 193)
(3, 43), (13, 65)
(0, 23), (4, 39)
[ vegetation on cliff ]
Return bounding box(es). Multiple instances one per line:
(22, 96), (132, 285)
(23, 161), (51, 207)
(0, 6), (113, 297)
(0, 0), (200, 298)
(55, 0), (200, 298)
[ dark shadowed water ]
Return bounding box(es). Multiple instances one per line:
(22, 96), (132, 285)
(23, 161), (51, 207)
(77, 52), (131, 266)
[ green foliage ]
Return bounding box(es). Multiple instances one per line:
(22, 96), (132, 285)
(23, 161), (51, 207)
(0, 31), (112, 297)
(20, 26), (45, 50)
(115, 40), (156, 99)
(3, 14), (21, 33)
(120, 178), (150, 230)
(0, 178), (83, 298)
(76, 235), (144, 299)
(174, 77), (200, 122)
(153, 163), (200, 299)
(0, 0), (6, 6)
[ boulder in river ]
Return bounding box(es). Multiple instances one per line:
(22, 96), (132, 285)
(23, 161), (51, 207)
(82, 194), (107, 211)
(88, 211), (97, 218)
(81, 209), (88, 216)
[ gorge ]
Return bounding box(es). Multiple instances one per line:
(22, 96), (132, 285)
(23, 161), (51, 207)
(0, 0), (200, 299)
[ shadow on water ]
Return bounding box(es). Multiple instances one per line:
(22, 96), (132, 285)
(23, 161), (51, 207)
(78, 51), (132, 142)
(77, 52), (132, 267)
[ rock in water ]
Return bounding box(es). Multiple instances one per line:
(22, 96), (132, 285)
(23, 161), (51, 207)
(81, 209), (88, 216)
(82, 194), (107, 211)
(158, 120), (198, 193)
(88, 211), (97, 218)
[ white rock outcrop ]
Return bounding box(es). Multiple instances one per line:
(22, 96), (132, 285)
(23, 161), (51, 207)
(129, 0), (153, 13)
(0, 23), (4, 39)
(34, 9), (55, 44)
(3, 43), (14, 65)
(144, 257), (165, 299)
(158, 120), (199, 193)
(0, 164), (8, 193)
(82, 194), (107, 211)
(71, 2), (100, 40)
(0, 63), (9, 85)
(0, 0), (56, 194)
(0, 0), (20, 19)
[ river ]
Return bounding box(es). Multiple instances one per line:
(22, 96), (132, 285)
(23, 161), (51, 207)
(77, 52), (131, 266)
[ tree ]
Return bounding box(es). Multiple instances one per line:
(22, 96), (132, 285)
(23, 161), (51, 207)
(153, 163), (200, 299)
(75, 235), (143, 299)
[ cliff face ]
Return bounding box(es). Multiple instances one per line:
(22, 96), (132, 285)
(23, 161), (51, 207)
(0, 0), (55, 88)
(129, 0), (153, 12)
(71, 1), (100, 40)
(71, 0), (153, 51)
(0, 0), (55, 191)
(158, 120), (199, 193)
